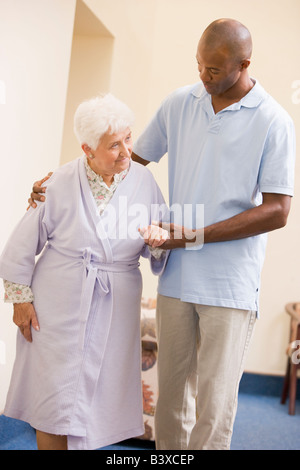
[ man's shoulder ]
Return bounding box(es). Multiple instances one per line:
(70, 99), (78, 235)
(163, 82), (202, 106)
(266, 95), (293, 125)
(255, 82), (294, 126)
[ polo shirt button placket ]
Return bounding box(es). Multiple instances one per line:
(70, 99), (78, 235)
(208, 115), (223, 134)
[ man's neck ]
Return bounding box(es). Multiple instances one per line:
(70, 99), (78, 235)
(211, 76), (254, 114)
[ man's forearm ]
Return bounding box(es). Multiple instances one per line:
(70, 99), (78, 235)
(158, 193), (291, 249)
(203, 201), (288, 244)
(131, 152), (150, 166)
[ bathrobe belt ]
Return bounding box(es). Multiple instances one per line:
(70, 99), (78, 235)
(78, 248), (140, 349)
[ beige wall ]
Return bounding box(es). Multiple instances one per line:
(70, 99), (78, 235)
(60, 0), (114, 165)
(0, 0), (299, 411)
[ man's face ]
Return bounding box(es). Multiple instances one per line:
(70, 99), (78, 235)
(196, 42), (242, 96)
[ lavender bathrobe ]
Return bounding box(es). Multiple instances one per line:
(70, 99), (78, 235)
(0, 157), (168, 450)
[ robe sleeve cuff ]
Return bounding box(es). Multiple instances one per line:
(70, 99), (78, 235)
(144, 245), (169, 275)
(3, 280), (34, 304)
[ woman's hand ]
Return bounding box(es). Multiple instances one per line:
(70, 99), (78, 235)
(139, 223), (170, 248)
(141, 222), (201, 249)
(13, 303), (40, 342)
(27, 173), (53, 209)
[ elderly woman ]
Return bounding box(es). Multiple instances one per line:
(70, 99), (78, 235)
(0, 94), (169, 450)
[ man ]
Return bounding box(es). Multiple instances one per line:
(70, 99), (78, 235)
(131, 18), (295, 450)
(29, 19), (295, 450)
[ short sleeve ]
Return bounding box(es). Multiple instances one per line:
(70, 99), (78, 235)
(258, 115), (296, 196)
(133, 102), (168, 163)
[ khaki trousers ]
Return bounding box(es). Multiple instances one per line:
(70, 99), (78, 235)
(154, 294), (256, 450)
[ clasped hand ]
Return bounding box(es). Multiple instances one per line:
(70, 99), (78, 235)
(139, 222), (199, 249)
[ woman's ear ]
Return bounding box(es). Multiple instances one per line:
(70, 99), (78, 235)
(81, 143), (91, 157)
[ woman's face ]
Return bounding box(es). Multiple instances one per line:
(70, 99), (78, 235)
(83, 127), (132, 178)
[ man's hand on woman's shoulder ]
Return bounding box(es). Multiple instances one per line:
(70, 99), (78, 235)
(27, 172), (53, 209)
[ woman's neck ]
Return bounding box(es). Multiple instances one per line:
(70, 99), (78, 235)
(87, 158), (114, 187)
(101, 174), (114, 187)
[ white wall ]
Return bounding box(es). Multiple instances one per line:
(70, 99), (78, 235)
(0, 0), (76, 411)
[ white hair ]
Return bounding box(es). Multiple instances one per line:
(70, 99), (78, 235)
(73, 93), (135, 150)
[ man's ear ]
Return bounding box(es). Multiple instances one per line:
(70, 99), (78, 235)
(240, 59), (251, 71)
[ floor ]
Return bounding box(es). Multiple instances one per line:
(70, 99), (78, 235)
(0, 373), (299, 450)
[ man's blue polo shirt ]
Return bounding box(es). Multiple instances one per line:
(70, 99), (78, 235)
(133, 81), (295, 312)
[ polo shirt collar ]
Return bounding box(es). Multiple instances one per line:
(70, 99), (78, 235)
(191, 79), (267, 110)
